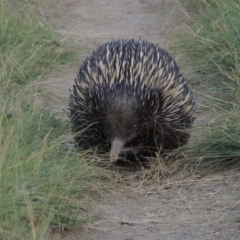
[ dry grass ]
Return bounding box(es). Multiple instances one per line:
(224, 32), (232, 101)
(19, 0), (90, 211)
(58, 167), (240, 239)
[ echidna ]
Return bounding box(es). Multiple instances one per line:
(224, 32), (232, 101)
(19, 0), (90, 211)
(69, 39), (195, 163)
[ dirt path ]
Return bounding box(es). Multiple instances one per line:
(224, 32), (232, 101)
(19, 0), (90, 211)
(42, 0), (181, 118)
(43, 1), (240, 239)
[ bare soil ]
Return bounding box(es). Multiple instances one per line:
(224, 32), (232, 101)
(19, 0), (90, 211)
(41, 0), (240, 239)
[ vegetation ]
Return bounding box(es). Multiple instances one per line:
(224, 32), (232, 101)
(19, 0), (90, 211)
(1, 0), (240, 238)
(0, 1), (108, 239)
(175, 0), (240, 167)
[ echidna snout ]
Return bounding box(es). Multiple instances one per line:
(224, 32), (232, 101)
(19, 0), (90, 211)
(110, 137), (125, 163)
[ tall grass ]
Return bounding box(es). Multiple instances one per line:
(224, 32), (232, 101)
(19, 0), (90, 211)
(1, 102), (104, 239)
(0, 1), (108, 239)
(177, 0), (240, 98)
(0, 1), (73, 87)
(174, 0), (240, 167)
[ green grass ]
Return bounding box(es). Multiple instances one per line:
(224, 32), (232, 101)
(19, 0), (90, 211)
(174, 0), (240, 167)
(0, 1), (108, 239)
(177, 0), (240, 96)
(0, 1), (72, 88)
(1, 102), (104, 239)
(187, 105), (240, 168)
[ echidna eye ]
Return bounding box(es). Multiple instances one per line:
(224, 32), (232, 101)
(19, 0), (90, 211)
(126, 130), (136, 139)
(92, 129), (102, 140)
(140, 132), (148, 140)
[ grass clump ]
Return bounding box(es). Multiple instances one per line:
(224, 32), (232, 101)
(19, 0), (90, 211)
(188, 106), (240, 168)
(0, 0), (73, 88)
(0, 1), (108, 239)
(1, 102), (103, 239)
(178, 0), (240, 96)
(174, 0), (240, 167)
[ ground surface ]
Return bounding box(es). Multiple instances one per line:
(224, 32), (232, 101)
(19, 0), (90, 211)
(42, 0), (240, 239)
